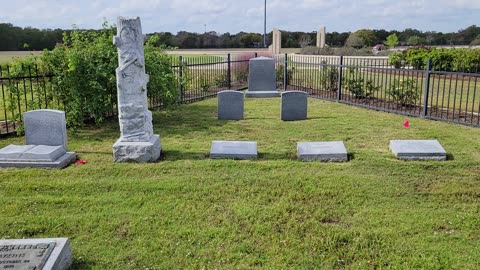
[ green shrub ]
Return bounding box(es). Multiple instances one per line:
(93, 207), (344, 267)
(388, 47), (480, 72)
(344, 68), (379, 98)
(319, 63), (338, 91)
(38, 22), (177, 128)
(388, 79), (420, 106)
(276, 64), (294, 85)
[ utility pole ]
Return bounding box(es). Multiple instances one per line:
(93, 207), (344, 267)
(263, 0), (267, 48)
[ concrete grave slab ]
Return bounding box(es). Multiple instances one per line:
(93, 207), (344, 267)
(218, 90), (244, 120)
(0, 145), (36, 159)
(297, 141), (348, 162)
(0, 238), (72, 270)
(281, 91), (308, 121)
(390, 140), (447, 160)
(210, 141), (257, 159)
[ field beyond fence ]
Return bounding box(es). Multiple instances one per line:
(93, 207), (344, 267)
(1, 53), (479, 136)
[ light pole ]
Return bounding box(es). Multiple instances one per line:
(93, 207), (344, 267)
(263, 0), (266, 48)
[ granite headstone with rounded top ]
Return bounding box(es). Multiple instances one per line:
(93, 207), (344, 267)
(218, 90), (244, 120)
(281, 91), (308, 121)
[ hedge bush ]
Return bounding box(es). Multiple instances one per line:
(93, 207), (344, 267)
(6, 23), (177, 129)
(389, 47), (480, 72)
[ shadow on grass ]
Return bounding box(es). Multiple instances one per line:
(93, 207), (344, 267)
(446, 153), (455, 161)
(258, 152), (295, 160)
(70, 257), (96, 270)
(160, 150), (208, 161)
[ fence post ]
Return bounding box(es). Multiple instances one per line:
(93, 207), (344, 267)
(337, 56), (343, 101)
(178, 55), (184, 103)
(254, 52), (258, 58)
(227, 53), (231, 89)
(283, 53), (288, 91)
(422, 58), (431, 118)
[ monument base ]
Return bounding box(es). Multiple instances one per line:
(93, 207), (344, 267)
(245, 90), (280, 98)
(113, 134), (161, 163)
(0, 152), (76, 169)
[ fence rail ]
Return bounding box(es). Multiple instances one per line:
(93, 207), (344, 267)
(1, 53), (479, 137)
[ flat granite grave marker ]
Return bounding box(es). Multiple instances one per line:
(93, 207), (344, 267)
(210, 141), (257, 159)
(297, 141), (348, 162)
(0, 238), (72, 270)
(0, 110), (76, 169)
(218, 90), (244, 120)
(281, 91), (308, 121)
(245, 57), (280, 98)
(390, 140), (447, 160)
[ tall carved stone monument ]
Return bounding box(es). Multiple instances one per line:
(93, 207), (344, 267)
(112, 16), (161, 162)
(316, 26), (326, 48)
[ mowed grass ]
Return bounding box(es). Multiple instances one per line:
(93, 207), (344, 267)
(0, 51), (42, 64)
(0, 98), (480, 269)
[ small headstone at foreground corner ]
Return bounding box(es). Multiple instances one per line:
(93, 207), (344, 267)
(218, 90), (244, 120)
(0, 238), (72, 270)
(245, 57), (280, 98)
(281, 91), (308, 121)
(390, 140), (447, 160)
(297, 141), (348, 162)
(0, 109), (76, 169)
(210, 141), (257, 159)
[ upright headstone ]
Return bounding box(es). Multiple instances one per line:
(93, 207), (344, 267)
(24, 109), (67, 151)
(218, 90), (244, 120)
(245, 57), (279, 98)
(112, 16), (161, 162)
(316, 26), (326, 48)
(0, 238), (72, 270)
(270, 28), (281, 54)
(281, 91), (308, 121)
(0, 109), (76, 169)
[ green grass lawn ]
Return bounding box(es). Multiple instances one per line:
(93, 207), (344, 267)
(0, 51), (42, 64)
(1, 98), (480, 269)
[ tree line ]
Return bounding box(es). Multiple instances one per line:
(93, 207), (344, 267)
(1, 22), (480, 51)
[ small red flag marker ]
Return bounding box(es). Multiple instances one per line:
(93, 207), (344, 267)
(75, 160), (87, 165)
(403, 120), (410, 128)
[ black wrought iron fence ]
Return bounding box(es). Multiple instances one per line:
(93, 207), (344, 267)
(2, 53), (479, 137)
(286, 55), (480, 127)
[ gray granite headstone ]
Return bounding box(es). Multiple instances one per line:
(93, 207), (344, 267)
(218, 90), (244, 120)
(390, 140), (447, 160)
(0, 109), (76, 169)
(281, 91), (308, 121)
(0, 238), (72, 270)
(210, 141), (257, 159)
(24, 109), (67, 151)
(297, 141), (348, 162)
(245, 57), (279, 98)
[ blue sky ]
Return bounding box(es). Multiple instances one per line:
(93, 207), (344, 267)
(0, 0), (478, 34)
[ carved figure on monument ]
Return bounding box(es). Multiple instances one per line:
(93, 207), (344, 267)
(112, 17), (161, 162)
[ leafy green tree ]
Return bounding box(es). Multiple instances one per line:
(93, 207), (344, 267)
(385, 33), (399, 48)
(355, 29), (378, 46)
(345, 32), (364, 48)
(407, 35), (426, 46)
(470, 35), (480, 46)
(239, 33), (261, 48)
